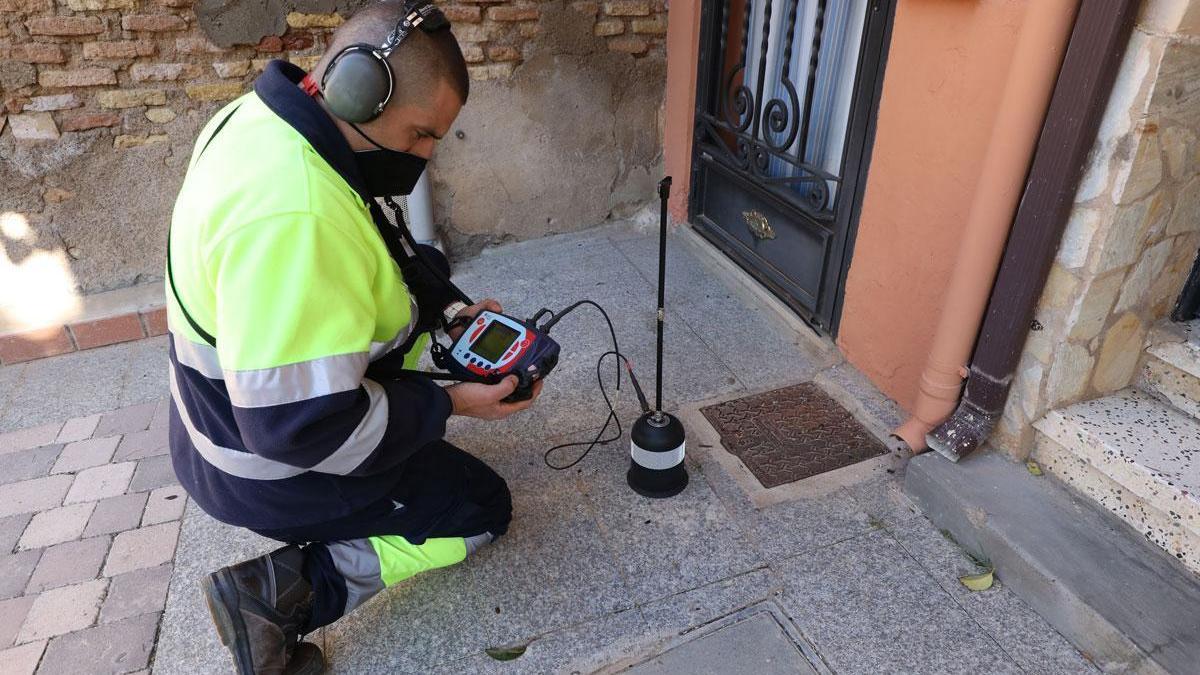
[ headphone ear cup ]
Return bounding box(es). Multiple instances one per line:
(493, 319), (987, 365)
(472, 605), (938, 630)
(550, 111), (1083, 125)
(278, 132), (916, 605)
(322, 48), (392, 124)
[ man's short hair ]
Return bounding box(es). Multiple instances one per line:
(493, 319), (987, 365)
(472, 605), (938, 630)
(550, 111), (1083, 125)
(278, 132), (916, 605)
(318, 1), (470, 108)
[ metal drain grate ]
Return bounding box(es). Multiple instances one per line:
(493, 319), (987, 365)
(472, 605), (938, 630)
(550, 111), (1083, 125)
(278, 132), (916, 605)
(701, 383), (887, 488)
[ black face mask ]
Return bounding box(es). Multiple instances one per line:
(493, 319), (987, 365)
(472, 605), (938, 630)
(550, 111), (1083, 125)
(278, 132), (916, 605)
(350, 123), (428, 197)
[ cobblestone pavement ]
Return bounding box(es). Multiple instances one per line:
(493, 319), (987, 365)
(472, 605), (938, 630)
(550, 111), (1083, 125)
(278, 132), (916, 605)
(0, 223), (1098, 674)
(0, 398), (182, 674)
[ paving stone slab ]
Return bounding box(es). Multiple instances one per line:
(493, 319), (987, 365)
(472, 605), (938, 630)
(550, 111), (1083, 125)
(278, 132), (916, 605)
(16, 577), (107, 643)
(627, 610), (817, 675)
(64, 462), (136, 504)
(0, 514), (32, 554)
(55, 414), (100, 444)
(0, 550), (40, 600)
(104, 521), (179, 576)
(0, 640), (46, 675)
(0, 474), (72, 518)
(0, 444), (62, 487)
(0, 422), (61, 455)
(0, 595), (35, 649)
(39, 611), (158, 675)
(51, 436), (120, 474)
(17, 502), (95, 550)
(101, 563), (172, 623)
(84, 492), (149, 537)
(94, 402), (158, 438)
(128, 454), (177, 492)
(142, 485), (186, 526)
(115, 338), (169, 409)
(0, 344), (137, 433)
(114, 426), (169, 462)
(25, 535), (110, 593)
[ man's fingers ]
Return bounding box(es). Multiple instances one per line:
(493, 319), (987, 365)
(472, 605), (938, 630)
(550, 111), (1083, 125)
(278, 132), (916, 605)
(491, 375), (519, 399)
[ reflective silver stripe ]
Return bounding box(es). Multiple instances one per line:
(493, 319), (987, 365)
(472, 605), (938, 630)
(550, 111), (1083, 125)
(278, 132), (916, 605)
(326, 539), (385, 615)
(169, 368), (304, 480)
(225, 353), (368, 408)
(171, 332), (223, 380)
(369, 295), (419, 361)
(305, 378), (389, 475)
(630, 441), (685, 471)
(463, 532), (494, 556)
(169, 370), (389, 479)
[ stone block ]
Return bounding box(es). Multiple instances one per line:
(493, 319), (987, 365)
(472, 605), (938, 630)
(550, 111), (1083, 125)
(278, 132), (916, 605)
(17, 502), (94, 550)
(56, 415), (100, 444)
(83, 492), (147, 537)
(488, 4), (538, 21)
(113, 426), (167, 462)
(142, 106), (174, 123)
(52, 436), (119, 474)
(16, 578), (106, 642)
(486, 45), (521, 62)
(100, 564), (171, 622)
(94, 402), (156, 437)
(128, 454), (176, 492)
(0, 551), (40, 600)
(38, 68), (117, 88)
(608, 35), (649, 54)
(212, 60), (251, 78)
(1039, 263), (1079, 310)
(0, 641), (45, 675)
(26, 16), (105, 36)
(468, 63), (515, 81)
(255, 36), (284, 52)
(1167, 175), (1200, 236)
(82, 40), (157, 60)
(64, 462), (136, 504)
(604, 0), (650, 15)
(461, 44), (484, 63)
(1068, 270), (1126, 341)
(286, 11), (344, 28)
(60, 112), (120, 131)
(113, 133), (170, 149)
(631, 16), (667, 34)
(121, 14), (188, 32)
(595, 18), (625, 36)
(1057, 208), (1102, 270)
(0, 595), (35, 649)
(1115, 238), (1173, 313)
(452, 22), (502, 42)
(1115, 133), (1163, 205)
(0, 60), (36, 92)
(184, 82), (244, 102)
(66, 0), (134, 8)
(24, 94), (81, 112)
(0, 424), (61, 456)
(290, 55), (320, 71)
(25, 536), (109, 593)
(1161, 125), (1196, 179)
(0, 326), (73, 364)
(0, 475), (72, 519)
(1092, 312), (1147, 393)
(7, 112), (58, 141)
(97, 89), (167, 109)
(141, 485), (185, 525)
(7, 44), (65, 64)
(443, 5), (481, 22)
(103, 521), (179, 576)
(176, 37), (226, 54)
(39, 612), (157, 673)
(129, 62), (203, 83)
(1045, 341), (1094, 407)
(571, 0), (600, 15)
(0, 445), (61, 486)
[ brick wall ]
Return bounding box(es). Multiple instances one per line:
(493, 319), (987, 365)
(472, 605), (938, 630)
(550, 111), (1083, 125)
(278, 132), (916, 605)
(0, 0), (667, 145)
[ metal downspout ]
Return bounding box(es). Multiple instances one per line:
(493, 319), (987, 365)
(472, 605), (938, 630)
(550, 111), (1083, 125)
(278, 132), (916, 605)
(926, 0), (1141, 462)
(892, 0), (1081, 452)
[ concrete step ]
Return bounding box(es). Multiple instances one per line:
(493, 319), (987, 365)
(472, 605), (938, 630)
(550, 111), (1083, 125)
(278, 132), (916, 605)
(1142, 319), (1200, 422)
(906, 451), (1200, 675)
(1033, 389), (1200, 574)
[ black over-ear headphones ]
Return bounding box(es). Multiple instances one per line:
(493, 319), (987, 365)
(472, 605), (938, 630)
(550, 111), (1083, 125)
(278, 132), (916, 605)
(319, 0), (451, 124)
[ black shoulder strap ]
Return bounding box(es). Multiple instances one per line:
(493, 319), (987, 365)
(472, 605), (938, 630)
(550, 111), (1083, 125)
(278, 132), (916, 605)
(165, 104), (242, 348)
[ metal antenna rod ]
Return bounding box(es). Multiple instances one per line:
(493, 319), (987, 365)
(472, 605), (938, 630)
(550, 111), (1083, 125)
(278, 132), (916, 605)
(654, 176), (672, 414)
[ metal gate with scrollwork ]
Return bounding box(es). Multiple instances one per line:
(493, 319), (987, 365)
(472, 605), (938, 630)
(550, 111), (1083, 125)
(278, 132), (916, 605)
(689, 0), (892, 334)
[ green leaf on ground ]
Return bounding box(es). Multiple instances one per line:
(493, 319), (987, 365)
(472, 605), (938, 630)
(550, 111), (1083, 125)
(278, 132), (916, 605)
(959, 569), (994, 592)
(485, 645), (528, 661)
(1026, 460), (1043, 476)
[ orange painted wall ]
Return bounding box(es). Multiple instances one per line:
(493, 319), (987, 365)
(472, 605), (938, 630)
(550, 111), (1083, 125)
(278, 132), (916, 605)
(836, 0), (1030, 411)
(663, 0), (702, 221)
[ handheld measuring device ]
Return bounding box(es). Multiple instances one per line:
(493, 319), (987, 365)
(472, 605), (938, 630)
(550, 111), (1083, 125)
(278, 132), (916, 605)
(432, 310), (560, 402)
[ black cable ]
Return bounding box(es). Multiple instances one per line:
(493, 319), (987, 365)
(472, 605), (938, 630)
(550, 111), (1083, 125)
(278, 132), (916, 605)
(543, 350), (629, 470)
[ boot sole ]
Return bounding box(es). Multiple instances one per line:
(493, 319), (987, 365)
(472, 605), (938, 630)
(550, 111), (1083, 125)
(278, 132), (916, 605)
(202, 569), (256, 675)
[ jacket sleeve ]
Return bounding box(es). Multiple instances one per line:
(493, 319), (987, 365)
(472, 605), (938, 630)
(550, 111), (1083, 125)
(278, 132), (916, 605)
(209, 212), (451, 476)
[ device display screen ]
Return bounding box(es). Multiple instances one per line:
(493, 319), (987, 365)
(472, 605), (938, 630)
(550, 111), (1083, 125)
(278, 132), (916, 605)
(470, 321), (520, 363)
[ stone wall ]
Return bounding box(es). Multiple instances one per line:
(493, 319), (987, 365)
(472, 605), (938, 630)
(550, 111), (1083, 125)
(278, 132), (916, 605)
(0, 0), (667, 304)
(992, 0), (1200, 457)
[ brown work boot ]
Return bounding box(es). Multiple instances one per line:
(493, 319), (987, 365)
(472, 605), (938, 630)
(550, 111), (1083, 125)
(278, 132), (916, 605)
(202, 544), (324, 674)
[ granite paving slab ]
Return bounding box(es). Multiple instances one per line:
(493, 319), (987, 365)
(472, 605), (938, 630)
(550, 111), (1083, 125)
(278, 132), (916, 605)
(626, 610), (817, 675)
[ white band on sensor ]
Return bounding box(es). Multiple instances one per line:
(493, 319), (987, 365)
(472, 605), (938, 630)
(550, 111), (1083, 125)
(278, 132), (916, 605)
(630, 442), (685, 471)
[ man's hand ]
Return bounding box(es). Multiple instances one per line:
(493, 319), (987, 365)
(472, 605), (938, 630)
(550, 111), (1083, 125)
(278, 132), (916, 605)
(446, 375), (544, 420)
(447, 299), (502, 340)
